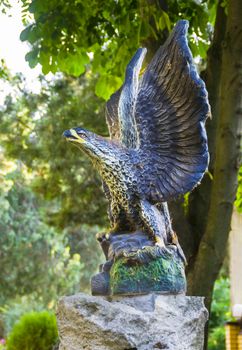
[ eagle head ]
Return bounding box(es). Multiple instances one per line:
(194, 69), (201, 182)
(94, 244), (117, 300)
(63, 127), (118, 165)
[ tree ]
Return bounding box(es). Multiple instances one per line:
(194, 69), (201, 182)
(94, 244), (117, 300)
(0, 74), (108, 227)
(0, 164), (84, 306)
(0, 74), (104, 295)
(20, 0), (215, 98)
(186, 0), (242, 302)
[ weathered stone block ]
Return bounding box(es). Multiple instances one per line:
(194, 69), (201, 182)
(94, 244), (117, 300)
(56, 293), (208, 350)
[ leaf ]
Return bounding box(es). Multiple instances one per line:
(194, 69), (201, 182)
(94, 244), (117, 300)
(139, 19), (150, 39)
(66, 51), (89, 76)
(161, 11), (171, 32)
(25, 49), (39, 68)
(20, 25), (32, 42)
(39, 50), (51, 74)
(20, 24), (39, 45)
(95, 75), (108, 100)
(95, 74), (122, 100)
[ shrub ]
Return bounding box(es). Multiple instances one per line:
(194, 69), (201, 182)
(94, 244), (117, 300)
(1, 295), (45, 336)
(208, 277), (231, 350)
(208, 326), (226, 350)
(6, 311), (58, 350)
(0, 169), (84, 308)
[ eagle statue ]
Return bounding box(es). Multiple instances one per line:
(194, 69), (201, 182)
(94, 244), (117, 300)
(63, 20), (210, 294)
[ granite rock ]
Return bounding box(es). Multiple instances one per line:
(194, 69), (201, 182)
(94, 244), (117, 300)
(56, 293), (208, 350)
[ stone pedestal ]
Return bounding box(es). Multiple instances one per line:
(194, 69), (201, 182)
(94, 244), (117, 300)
(56, 293), (208, 350)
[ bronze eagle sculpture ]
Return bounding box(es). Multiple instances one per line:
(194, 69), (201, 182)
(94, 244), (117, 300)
(64, 20), (210, 261)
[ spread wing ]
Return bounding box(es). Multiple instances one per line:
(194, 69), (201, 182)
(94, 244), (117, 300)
(106, 20), (210, 202)
(105, 48), (146, 147)
(105, 88), (121, 140)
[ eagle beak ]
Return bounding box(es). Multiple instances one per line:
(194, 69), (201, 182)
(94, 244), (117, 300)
(63, 128), (86, 144)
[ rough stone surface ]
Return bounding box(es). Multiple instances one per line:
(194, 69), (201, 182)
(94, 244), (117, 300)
(56, 292), (208, 350)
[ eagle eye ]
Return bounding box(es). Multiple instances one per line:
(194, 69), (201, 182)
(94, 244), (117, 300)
(78, 131), (88, 139)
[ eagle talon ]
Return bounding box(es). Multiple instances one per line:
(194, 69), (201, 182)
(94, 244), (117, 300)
(154, 236), (165, 248)
(96, 231), (110, 242)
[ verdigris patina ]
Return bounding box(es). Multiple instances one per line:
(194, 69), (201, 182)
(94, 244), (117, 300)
(63, 20), (210, 296)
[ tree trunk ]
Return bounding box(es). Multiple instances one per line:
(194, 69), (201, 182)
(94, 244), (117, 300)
(187, 0), (242, 305)
(185, 0), (228, 260)
(142, 1), (241, 312)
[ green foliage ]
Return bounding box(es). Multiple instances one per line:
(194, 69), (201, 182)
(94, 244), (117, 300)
(0, 73), (105, 328)
(6, 311), (58, 350)
(0, 163), (101, 332)
(0, 296), (45, 336)
(208, 277), (231, 350)
(0, 74), (108, 228)
(20, 0), (217, 99)
(0, 339), (6, 350)
(0, 0), (11, 14)
(208, 326), (226, 350)
(235, 166), (242, 212)
(0, 73), (105, 333)
(209, 276), (231, 328)
(0, 60), (10, 80)
(67, 224), (103, 289)
(0, 165), (83, 307)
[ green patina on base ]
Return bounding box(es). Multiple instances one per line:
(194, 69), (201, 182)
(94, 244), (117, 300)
(110, 248), (186, 295)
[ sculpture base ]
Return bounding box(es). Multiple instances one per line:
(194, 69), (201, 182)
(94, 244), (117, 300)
(92, 245), (186, 295)
(56, 293), (208, 350)
(110, 250), (186, 295)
